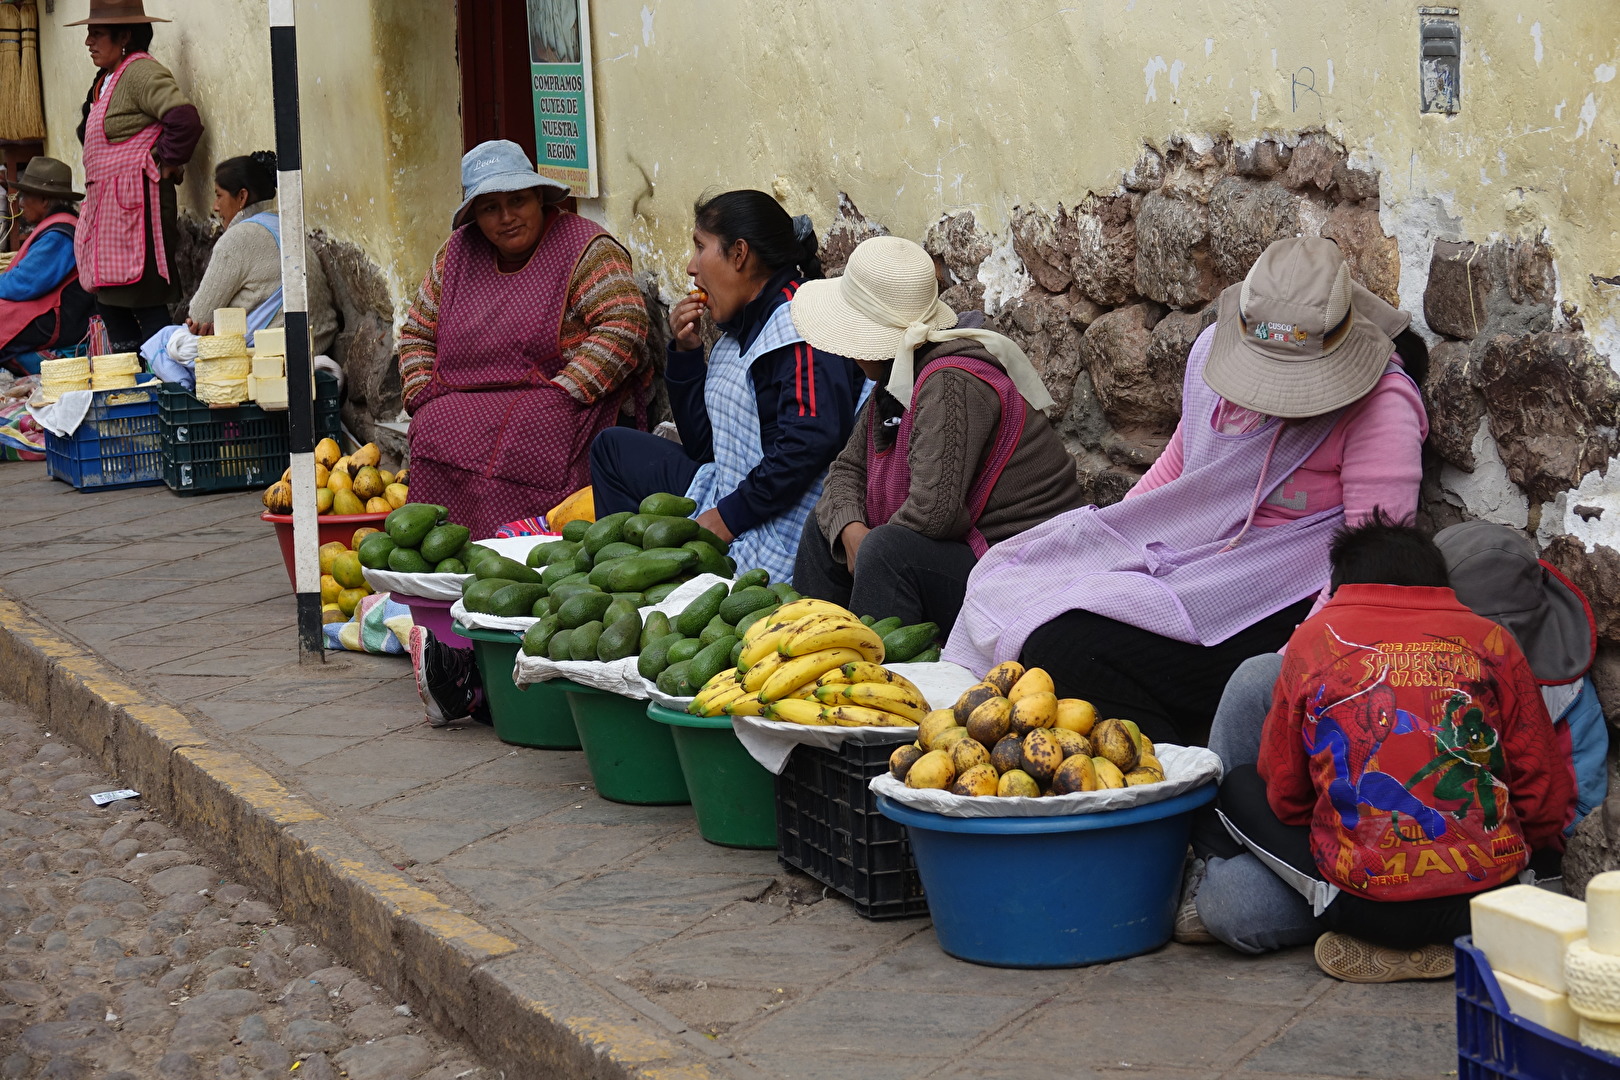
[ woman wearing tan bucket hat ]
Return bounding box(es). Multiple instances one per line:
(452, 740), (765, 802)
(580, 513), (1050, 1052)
(945, 237), (1429, 748)
(789, 236), (1085, 634)
(0, 157), (94, 374)
(68, 0), (203, 354)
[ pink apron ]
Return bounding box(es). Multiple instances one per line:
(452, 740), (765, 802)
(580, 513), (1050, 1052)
(75, 52), (168, 291)
(864, 355), (1025, 558)
(407, 211), (625, 540)
(0, 213), (80, 350)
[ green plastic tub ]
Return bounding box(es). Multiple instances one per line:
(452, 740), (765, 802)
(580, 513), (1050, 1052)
(564, 684), (690, 805)
(461, 626), (581, 749)
(648, 704), (778, 849)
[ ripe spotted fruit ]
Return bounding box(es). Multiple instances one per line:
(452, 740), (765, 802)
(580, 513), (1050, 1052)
(319, 574), (341, 605)
(1050, 728), (1092, 760)
(385, 483), (410, 509)
(332, 490), (366, 516)
(966, 695), (1013, 748)
(314, 437), (341, 469)
(326, 468), (352, 494)
(933, 727), (973, 753)
(1055, 698), (1098, 737)
(984, 660), (1025, 697)
(953, 682), (1001, 725)
(950, 737), (991, 776)
(332, 552), (367, 590)
(997, 769), (1040, 797)
(1125, 765), (1165, 786)
(1091, 718), (1141, 773)
(889, 744), (924, 781)
(1020, 728), (1064, 788)
(353, 465), (385, 500)
(950, 763), (1000, 797)
(315, 488), (334, 514)
(1009, 692), (1057, 736)
(365, 497), (392, 514)
(1008, 667), (1056, 703)
(351, 527), (381, 548)
(1050, 754), (1099, 795)
(918, 710), (958, 750)
(351, 442), (382, 468)
(318, 541), (348, 576)
(336, 587), (368, 616)
(904, 749), (955, 790)
(989, 733), (1023, 775)
(1092, 757), (1126, 789)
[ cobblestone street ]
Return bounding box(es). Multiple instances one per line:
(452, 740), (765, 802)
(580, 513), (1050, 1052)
(0, 696), (491, 1080)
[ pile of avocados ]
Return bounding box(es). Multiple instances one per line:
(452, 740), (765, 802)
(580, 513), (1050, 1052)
(356, 503), (473, 575)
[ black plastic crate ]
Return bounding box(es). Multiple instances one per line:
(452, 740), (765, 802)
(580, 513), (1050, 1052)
(775, 736), (928, 919)
(159, 370), (340, 495)
(1455, 937), (1620, 1079)
(45, 378), (165, 491)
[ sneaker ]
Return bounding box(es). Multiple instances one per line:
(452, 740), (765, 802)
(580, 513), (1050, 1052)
(409, 627), (477, 726)
(1313, 932), (1454, 983)
(1173, 857), (1216, 944)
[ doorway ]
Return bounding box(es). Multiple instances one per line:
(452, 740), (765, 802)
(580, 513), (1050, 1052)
(456, 0), (536, 158)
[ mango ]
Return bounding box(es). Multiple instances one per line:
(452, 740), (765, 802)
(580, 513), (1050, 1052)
(1020, 728), (1064, 788)
(950, 763), (1000, 797)
(353, 465), (385, 500)
(333, 455), (352, 474)
(1092, 756), (1126, 789)
(314, 437), (341, 469)
(904, 749), (955, 790)
(889, 744), (924, 781)
(379, 470), (395, 485)
(1009, 691), (1057, 736)
(1051, 728), (1092, 760)
(1139, 752), (1163, 774)
(966, 695), (1013, 748)
(953, 682), (1001, 725)
(950, 737), (991, 775)
(332, 490), (365, 516)
(365, 497), (392, 514)
(918, 709), (958, 751)
(1055, 698), (1097, 737)
(321, 602), (346, 625)
(315, 487), (334, 514)
(997, 769), (1041, 798)
(326, 468), (352, 494)
(332, 551), (366, 590)
(318, 541), (348, 576)
(1125, 765), (1164, 787)
(314, 463), (330, 488)
(1008, 667), (1056, 702)
(351, 527), (381, 548)
(384, 483), (410, 510)
(351, 442), (381, 468)
(989, 733), (1023, 775)
(1091, 718), (1141, 773)
(932, 726), (973, 753)
(320, 574), (341, 605)
(261, 480), (292, 514)
(1051, 754), (1099, 795)
(984, 660), (1025, 697)
(337, 587), (367, 616)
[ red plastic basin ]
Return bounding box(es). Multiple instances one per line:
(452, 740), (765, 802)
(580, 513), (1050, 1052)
(261, 511), (389, 589)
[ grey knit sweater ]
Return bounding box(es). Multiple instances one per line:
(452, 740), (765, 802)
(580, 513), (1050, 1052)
(188, 201), (338, 355)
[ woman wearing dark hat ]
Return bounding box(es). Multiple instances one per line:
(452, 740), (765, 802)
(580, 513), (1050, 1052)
(0, 157), (94, 374)
(946, 237), (1430, 748)
(69, 0), (203, 353)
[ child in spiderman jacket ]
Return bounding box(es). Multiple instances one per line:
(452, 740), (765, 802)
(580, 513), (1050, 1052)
(1223, 513), (1574, 983)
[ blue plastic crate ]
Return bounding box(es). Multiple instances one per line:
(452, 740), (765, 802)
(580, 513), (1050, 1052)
(44, 378), (165, 492)
(1456, 937), (1620, 1079)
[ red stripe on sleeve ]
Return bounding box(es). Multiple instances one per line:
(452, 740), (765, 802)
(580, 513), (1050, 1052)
(795, 344), (806, 417)
(806, 345), (818, 417)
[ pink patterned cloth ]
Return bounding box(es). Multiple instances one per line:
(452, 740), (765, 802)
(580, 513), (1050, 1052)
(944, 324), (1426, 672)
(75, 52), (168, 291)
(407, 214), (623, 540)
(865, 355), (1024, 558)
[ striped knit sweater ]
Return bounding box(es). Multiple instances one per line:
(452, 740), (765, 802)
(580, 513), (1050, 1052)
(398, 231), (650, 410)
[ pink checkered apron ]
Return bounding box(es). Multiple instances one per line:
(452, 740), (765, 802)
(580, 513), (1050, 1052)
(75, 53), (168, 291)
(944, 326), (1414, 672)
(407, 212), (623, 540)
(864, 355), (1025, 558)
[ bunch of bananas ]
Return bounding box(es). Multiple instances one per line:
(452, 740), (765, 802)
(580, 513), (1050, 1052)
(888, 661), (1165, 797)
(687, 599), (928, 727)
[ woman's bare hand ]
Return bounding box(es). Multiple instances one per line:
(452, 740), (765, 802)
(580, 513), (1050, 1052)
(669, 292), (707, 352)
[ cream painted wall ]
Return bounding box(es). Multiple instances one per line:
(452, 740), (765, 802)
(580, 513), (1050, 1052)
(37, 0), (460, 307)
(582, 1), (1618, 355)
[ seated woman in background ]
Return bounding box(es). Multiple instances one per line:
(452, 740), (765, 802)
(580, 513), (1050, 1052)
(0, 157), (93, 375)
(791, 236), (1085, 635)
(184, 151), (337, 353)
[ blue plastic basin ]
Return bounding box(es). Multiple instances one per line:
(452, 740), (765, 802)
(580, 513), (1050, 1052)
(876, 784), (1216, 968)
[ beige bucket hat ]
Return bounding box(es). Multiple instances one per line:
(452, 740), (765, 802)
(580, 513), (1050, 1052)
(791, 235), (1054, 409)
(1203, 237), (1399, 419)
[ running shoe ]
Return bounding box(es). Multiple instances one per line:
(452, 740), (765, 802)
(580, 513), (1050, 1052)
(1313, 932), (1454, 983)
(409, 626), (477, 726)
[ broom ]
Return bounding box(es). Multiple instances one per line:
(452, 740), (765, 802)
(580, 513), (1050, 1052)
(15, 1), (43, 140)
(0, 1), (21, 142)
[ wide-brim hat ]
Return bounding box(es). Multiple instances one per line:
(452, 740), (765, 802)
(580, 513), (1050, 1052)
(790, 235), (957, 362)
(452, 140), (570, 230)
(13, 157), (83, 201)
(1203, 237), (1398, 419)
(1435, 520), (1596, 685)
(66, 0), (169, 25)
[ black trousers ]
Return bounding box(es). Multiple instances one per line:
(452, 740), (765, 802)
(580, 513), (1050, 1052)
(1220, 764), (1475, 950)
(793, 516), (978, 633)
(589, 427), (702, 518)
(1019, 600), (1313, 746)
(96, 301), (172, 354)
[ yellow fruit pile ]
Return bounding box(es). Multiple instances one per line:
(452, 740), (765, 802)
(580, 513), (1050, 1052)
(888, 662), (1166, 797)
(318, 526), (384, 621)
(688, 599), (924, 727)
(261, 437), (409, 516)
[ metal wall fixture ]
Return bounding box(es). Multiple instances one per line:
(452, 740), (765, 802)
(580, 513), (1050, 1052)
(1419, 7), (1461, 114)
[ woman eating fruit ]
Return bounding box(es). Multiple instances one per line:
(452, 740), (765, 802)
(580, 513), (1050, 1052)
(588, 190), (867, 585)
(397, 140), (652, 541)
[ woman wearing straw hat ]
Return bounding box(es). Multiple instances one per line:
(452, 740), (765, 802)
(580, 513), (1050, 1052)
(0, 157), (93, 375)
(69, 0), (203, 354)
(789, 236), (1085, 634)
(588, 190), (868, 585)
(946, 237), (1429, 747)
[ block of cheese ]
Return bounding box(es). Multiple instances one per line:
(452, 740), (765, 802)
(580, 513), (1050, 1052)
(90, 352), (141, 376)
(1496, 969), (1580, 1038)
(251, 327), (286, 356)
(1567, 939), (1620, 1021)
(39, 355), (89, 380)
(1472, 885), (1586, 993)
(1586, 872), (1620, 956)
(253, 376), (289, 408)
(252, 355), (286, 379)
(196, 379), (247, 406)
(197, 334), (248, 360)
(89, 373), (138, 391)
(213, 307), (248, 337)
(1580, 1017), (1620, 1058)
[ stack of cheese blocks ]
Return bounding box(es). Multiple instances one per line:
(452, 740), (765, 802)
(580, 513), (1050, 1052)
(89, 352), (141, 391)
(247, 326), (288, 410)
(1472, 873), (1620, 1055)
(195, 307), (251, 406)
(37, 355), (91, 403)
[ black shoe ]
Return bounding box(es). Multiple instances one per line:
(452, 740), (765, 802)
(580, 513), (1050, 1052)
(410, 627), (478, 726)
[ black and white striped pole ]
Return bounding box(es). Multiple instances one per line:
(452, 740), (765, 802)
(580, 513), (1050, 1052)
(269, 0), (322, 661)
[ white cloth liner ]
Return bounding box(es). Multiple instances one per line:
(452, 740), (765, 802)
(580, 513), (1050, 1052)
(868, 743), (1221, 817)
(28, 374), (159, 437)
(729, 661), (981, 773)
(367, 536), (554, 603)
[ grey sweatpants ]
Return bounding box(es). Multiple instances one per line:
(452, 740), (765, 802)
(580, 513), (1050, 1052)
(792, 517), (977, 635)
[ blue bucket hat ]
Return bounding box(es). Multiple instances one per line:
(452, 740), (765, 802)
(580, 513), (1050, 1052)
(452, 140), (570, 229)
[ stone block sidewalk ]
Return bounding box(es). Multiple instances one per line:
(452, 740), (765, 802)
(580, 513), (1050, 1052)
(0, 464), (1457, 1079)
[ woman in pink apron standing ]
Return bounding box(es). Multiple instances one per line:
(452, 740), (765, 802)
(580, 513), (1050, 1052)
(69, 0), (203, 354)
(789, 236), (1086, 636)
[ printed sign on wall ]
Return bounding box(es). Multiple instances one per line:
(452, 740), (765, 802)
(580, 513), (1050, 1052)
(526, 0), (599, 197)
